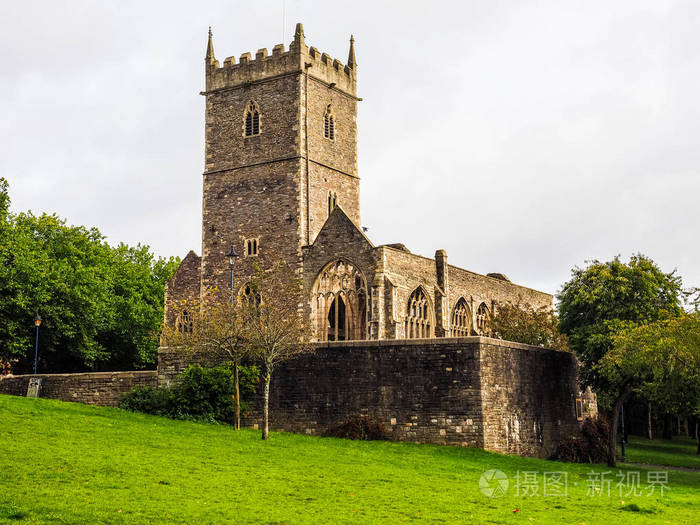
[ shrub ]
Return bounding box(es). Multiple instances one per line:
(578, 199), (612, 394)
(119, 364), (259, 424)
(173, 365), (237, 423)
(324, 416), (388, 441)
(552, 416), (609, 463)
(119, 386), (175, 416)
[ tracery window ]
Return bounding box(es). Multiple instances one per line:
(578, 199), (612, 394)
(476, 302), (491, 336)
(176, 310), (193, 333)
(241, 283), (261, 307)
(405, 287), (433, 339)
(451, 298), (472, 337)
(244, 100), (260, 137)
(310, 259), (367, 342)
(324, 105), (335, 140)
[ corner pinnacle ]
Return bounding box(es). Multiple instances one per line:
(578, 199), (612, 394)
(348, 34), (356, 69)
(206, 26), (216, 64)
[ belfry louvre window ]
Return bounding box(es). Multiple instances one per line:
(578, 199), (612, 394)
(324, 105), (335, 140)
(244, 100), (260, 137)
(405, 287), (433, 339)
(451, 298), (472, 337)
(245, 238), (259, 257)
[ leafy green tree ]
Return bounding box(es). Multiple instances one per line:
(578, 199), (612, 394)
(557, 254), (685, 466)
(491, 298), (568, 350)
(600, 314), (700, 459)
(0, 180), (179, 373)
(557, 254), (683, 401)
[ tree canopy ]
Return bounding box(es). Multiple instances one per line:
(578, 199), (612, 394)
(0, 177), (179, 373)
(557, 254), (684, 398)
(491, 298), (568, 351)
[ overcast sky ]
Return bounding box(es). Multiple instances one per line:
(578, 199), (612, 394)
(1, 0), (698, 296)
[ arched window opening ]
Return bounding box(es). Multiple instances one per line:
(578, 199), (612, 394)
(324, 105), (335, 140)
(476, 302), (491, 336)
(405, 287), (433, 339)
(177, 310), (193, 333)
(244, 238), (259, 257)
(327, 295), (347, 341)
(451, 298), (472, 337)
(310, 259), (368, 342)
(241, 283), (261, 308)
(244, 100), (260, 137)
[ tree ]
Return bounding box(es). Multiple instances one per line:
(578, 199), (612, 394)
(491, 298), (568, 350)
(244, 263), (313, 440)
(600, 314), (700, 458)
(0, 179), (179, 373)
(557, 254), (685, 466)
(162, 296), (251, 429)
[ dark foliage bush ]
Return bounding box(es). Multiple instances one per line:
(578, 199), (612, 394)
(552, 416), (610, 463)
(324, 416), (388, 441)
(173, 365), (237, 423)
(118, 386), (175, 416)
(119, 364), (258, 424)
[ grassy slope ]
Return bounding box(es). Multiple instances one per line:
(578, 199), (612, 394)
(624, 435), (700, 469)
(0, 396), (698, 524)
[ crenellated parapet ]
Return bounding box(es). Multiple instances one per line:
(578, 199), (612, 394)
(205, 23), (357, 96)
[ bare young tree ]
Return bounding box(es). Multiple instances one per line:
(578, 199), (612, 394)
(162, 295), (249, 429)
(243, 262), (313, 440)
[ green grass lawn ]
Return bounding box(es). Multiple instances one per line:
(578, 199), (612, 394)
(624, 435), (700, 470)
(1, 395), (698, 524)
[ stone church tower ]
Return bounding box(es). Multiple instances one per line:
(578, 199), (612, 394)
(165, 23), (554, 343)
(200, 24), (360, 296)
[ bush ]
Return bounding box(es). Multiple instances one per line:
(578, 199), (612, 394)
(119, 364), (259, 424)
(552, 416), (609, 463)
(324, 416), (388, 441)
(119, 386), (175, 417)
(173, 365), (237, 423)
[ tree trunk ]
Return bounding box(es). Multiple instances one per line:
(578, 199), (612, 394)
(262, 367), (271, 440)
(234, 363), (240, 430)
(647, 402), (653, 440)
(608, 384), (632, 468)
(662, 413), (673, 440)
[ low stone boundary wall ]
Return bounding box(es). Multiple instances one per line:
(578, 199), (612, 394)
(159, 337), (582, 457)
(0, 370), (156, 407)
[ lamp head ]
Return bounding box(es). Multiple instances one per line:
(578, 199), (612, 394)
(225, 245), (239, 267)
(34, 314), (42, 327)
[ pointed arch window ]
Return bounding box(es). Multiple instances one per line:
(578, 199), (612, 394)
(405, 287), (433, 339)
(324, 105), (335, 140)
(176, 310), (193, 333)
(451, 298), (472, 337)
(476, 302), (491, 336)
(310, 259), (368, 342)
(244, 100), (260, 137)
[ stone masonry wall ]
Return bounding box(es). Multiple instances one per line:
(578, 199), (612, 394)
(0, 371), (156, 407)
(158, 338), (579, 457)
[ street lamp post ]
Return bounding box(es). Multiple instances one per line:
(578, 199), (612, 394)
(225, 245), (239, 302)
(33, 314), (42, 374)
